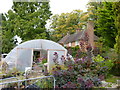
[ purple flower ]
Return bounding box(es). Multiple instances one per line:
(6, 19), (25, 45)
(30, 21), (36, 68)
(62, 82), (76, 88)
(54, 52), (58, 55)
(61, 55), (65, 63)
(56, 66), (61, 70)
(75, 58), (86, 64)
(37, 57), (43, 62)
(77, 77), (84, 83)
(104, 56), (109, 59)
(68, 65), (73, 69)
(85, 79), (94, 88)
(52, 71), (61, 76)
(53, 52), (59, 64)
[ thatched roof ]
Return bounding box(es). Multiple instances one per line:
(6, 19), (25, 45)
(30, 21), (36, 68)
(58, 34), (70, 44)
(58, 30), (99, 44)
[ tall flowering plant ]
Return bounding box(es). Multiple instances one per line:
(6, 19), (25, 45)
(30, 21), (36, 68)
(53, 52), (59, 64)
(51, 55), (108, 88)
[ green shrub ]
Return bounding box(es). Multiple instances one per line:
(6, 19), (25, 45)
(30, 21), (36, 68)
(92, 55), (114, 70)
(35, 78), (54, 88)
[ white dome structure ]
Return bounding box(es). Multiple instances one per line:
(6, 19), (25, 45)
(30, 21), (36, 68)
(4, 39), (67, 71)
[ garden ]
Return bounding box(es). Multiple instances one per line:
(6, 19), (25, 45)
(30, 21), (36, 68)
(0, 34), (120, 89)
(0, 1), (120, 89)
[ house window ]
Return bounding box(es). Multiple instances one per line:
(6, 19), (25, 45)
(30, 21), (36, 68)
(69, 42), (71, 47)
(75, 41), (79, 46)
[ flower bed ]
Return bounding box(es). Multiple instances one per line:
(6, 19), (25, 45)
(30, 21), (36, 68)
(48, 41), (114, 88)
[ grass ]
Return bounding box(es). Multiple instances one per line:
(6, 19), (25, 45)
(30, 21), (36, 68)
(105, 74), (120, 83)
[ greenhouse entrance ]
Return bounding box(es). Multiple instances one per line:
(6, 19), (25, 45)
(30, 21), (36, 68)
(32, 49), (47, 73)
(33, 50), (41, 64)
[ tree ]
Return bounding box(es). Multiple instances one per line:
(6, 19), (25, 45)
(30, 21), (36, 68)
(2, 14), (15, 54)
(0, 14), (2, 55)
(112, 2), (120, 75)
(50, 10), (89, 42)
(87, 2), (117, 48)
(88, 1), (120, 75)
(113, 2), (120, 57)
(2, 2), (52, 53)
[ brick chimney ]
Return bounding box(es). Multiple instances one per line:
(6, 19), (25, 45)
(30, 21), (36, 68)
(86, 21), (94, 48)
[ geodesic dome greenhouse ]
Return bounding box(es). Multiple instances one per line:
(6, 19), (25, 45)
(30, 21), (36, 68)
(4, 39), (67, 71)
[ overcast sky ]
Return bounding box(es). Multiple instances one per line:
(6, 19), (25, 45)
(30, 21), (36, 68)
(0, 0), (89, 14)
(0, 0), (89, 42)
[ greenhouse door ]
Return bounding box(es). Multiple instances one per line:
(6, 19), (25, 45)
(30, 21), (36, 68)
(33, 50), (41, 64)
(32, 49), (47, 63)
(16, 48), (33, 71)
(32, 49), (47, 71)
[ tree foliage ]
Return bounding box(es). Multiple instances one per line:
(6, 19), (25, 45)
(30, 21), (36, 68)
(113, 2), (120, 54)
(88, 2), (117, 48)
(2, 2), (52, 53)
(50, 10), (89, 42)
(0, 14), (2, 54)
(113, 2), (120, 61)
(88, 1), (120, 75)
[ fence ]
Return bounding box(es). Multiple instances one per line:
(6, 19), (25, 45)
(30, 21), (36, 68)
(0, 75), (56, 89)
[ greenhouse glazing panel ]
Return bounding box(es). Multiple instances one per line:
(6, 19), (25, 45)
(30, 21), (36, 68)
(16, 48), (32, 71)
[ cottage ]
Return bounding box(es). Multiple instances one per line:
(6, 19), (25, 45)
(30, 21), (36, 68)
(58, 21), (99, 49)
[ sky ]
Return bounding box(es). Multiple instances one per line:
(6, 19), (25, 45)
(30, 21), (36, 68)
(0, 0), (89, 42)
(0, 0), (89, 14)
(49, 0), (89, 14)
